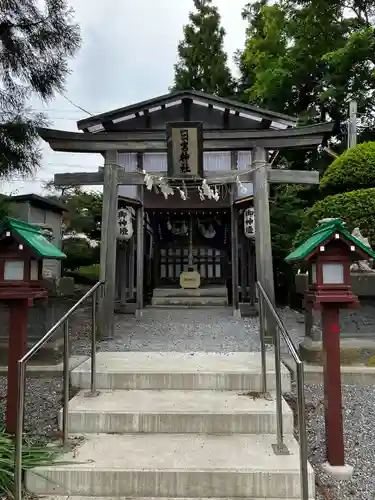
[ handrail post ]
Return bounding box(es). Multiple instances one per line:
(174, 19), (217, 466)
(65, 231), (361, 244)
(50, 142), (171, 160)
(272, 324), (289, 455)
(258, 290), (267, 394)
(62, 319), (70, 447)
(85, 288), (99, 397)
(13, 281), (103, 498)
(296, 361), (309, 500)
(14, 361), (26, 500)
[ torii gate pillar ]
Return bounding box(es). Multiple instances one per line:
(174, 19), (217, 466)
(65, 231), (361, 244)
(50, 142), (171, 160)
(253, 147), (275, 337)
(98, 150), (118, 337)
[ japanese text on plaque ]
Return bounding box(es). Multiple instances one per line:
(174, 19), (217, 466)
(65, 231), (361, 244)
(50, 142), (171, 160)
(179, 129), (191, 174)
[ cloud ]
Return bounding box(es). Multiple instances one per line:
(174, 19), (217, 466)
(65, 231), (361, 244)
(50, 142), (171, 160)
(2, 0), (247, 195)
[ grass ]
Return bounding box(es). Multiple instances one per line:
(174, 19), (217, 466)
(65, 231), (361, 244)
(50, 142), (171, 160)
(0, 427), (59, 498)
(76, 263), (99, 281)
(63, 263), (100, 284)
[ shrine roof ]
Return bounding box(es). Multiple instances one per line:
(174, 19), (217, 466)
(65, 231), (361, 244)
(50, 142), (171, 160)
(4, 218), (66, 259)
(285, 218), (375, 263)
(76, 90), (298, 132)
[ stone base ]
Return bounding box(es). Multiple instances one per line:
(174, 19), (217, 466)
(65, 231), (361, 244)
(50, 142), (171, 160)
(239, 302), (258, 317)
(233, 308), (241, 319)
(0, 336), (64, 366)
(299, 337), (375, 365)
(322, 462), (354, 480)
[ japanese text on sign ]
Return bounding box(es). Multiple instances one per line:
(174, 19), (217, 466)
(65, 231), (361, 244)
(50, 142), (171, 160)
(179, 129), (191, 174)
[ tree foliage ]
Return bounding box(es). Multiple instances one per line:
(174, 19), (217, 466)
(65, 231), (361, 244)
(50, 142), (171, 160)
(295, 188), (375, 248)
(238, 0), (375, 137)
(172, 0), (234, 96)
(0, 0), (81, 179)
(44, 182), (102, 271)
(45, 182), (102, 242)
(321, 142), (375, 195)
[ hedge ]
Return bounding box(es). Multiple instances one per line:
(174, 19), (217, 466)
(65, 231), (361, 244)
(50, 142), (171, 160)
(294, 188), (375, 248)
(320, 142), (375, 195)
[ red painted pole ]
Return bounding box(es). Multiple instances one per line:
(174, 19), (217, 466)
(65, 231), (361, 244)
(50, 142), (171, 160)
(321, 303), (345, 466)
(6, 300), (28, 435)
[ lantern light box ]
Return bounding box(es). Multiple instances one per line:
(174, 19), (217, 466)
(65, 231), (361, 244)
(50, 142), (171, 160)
(0, 217), (66, 294)
(285, 218), (375, 308)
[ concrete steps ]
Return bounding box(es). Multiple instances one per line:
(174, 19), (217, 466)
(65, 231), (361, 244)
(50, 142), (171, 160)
(26, 433), (315, 498)
(153, 287), (228, 297)
(151, 296), (227, 306)
(26, 351), (315, 499)
(151, 287), (228, 307)
(61, 389), (294, 434)
(70, 351), (292, 391)
(36, 498), (314, 500)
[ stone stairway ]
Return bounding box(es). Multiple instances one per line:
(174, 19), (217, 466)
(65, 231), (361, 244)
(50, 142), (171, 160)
(151, 286), (228, 307)
(25, 351), (315, 499)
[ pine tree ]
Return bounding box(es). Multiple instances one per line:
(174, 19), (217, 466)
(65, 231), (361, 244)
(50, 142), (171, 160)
(0, 0), (81, 180)
(172, 0), (234, 97)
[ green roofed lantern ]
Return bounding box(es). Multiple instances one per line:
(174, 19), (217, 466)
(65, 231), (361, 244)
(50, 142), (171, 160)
(285, 218), (375, 307)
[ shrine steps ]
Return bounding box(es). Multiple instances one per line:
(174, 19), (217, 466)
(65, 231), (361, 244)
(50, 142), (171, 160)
(151, 286), (228, 307)
(25, 352), (315, 499)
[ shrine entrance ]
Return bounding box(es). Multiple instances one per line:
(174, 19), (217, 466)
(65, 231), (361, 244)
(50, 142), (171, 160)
(150, 210), (230, 287)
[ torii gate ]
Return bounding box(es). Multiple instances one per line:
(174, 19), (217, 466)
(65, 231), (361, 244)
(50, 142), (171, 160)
(38, 91), (333, 336)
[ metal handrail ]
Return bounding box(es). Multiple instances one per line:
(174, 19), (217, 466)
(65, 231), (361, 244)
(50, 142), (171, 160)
(14, 280), (104, 500)
(256, 281), (309, 500)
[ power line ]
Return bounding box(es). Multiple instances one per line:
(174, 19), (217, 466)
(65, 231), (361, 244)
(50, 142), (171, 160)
(60, 94), (93, 116)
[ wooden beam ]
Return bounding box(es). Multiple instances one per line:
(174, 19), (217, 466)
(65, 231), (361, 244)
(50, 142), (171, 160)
(39, 122), (334, 153)
(42, 135), (329, 152)
(268, 169), (319, 185)
(39, 122), (333, 142)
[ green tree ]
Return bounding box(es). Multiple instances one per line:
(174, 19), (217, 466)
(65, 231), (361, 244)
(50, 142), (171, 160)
(0, 0), (81, 179)
(238, 0), (375, 138)
(44, 182), (103, 242)
(172, 0), (234, 96)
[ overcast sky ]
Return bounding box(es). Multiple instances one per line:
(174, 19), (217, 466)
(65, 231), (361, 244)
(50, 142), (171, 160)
(2, 0), (247, 196)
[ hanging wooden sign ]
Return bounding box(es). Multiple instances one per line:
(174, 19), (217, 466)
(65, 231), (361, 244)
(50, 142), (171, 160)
(117, 208), (133, 240)
(244, 207), (255, 238)
(167, 121), (204, 178)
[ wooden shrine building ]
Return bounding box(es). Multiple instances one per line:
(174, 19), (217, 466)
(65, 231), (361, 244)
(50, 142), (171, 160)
(38, 90), (333, 335)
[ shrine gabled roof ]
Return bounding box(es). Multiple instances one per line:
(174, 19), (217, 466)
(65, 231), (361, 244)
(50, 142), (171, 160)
(285, 218), (375, 263)
(77, 90), (298, 132)
(3, 218), (66, 260)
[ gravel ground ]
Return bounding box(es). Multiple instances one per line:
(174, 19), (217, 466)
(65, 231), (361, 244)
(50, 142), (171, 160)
(1, 304), (375, 499)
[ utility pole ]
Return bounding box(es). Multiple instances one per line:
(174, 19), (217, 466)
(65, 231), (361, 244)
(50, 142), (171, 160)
(348, 100), (357, 149)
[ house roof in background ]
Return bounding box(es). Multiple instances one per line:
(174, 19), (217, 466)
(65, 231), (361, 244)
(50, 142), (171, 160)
(9, 194), (67, 214)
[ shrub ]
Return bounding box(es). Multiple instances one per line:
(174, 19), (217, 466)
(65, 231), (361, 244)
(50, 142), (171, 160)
(320, 142), (375, 196)
(0, 427), (58, 497)
(294, 188), (375, 248)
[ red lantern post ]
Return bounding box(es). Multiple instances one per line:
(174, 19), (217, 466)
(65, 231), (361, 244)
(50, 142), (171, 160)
(285, 219), (375, 478)
(0, 218), (66, 434)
